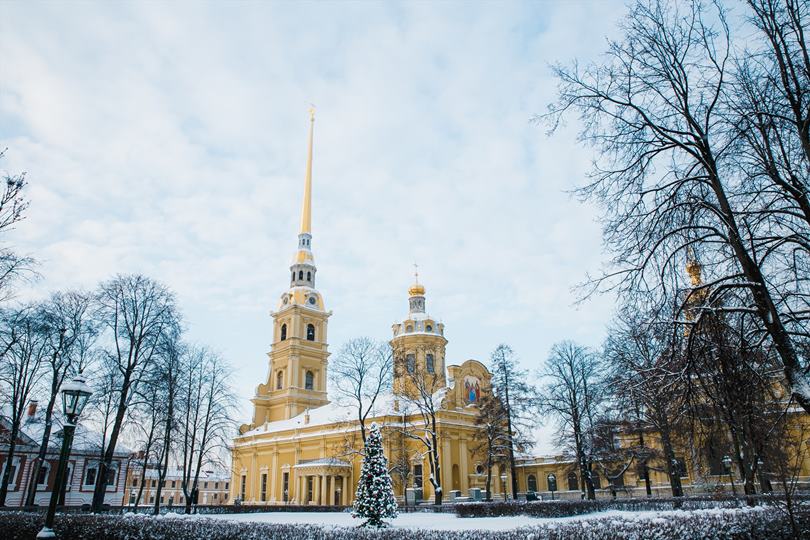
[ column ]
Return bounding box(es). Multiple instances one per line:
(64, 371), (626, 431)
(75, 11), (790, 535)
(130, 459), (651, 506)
(314, 475), (321, 504)
(298, 473), (304, 504)
(250, 452), (258, 503)
(441, 437), (452, 497)
(270, 452), (278, 503)
(459, 438), (469, 494)
(321, 474), (329, 505)
(343, 474), (350, 505)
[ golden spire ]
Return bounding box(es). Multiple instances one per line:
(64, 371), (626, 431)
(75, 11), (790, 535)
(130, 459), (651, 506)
(299, 107), (315, 235)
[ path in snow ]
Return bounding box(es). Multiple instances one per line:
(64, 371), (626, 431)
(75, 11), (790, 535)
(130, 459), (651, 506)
(197, 509), (665, 531)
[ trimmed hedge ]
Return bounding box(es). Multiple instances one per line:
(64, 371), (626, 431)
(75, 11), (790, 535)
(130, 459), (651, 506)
(0, 506), (807, 540)
(455, 494), (810, 518)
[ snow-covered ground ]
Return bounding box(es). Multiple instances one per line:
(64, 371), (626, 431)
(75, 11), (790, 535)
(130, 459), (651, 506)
(181, 508), (722, 531)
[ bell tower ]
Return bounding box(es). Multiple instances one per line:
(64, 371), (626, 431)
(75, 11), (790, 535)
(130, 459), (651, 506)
(251, 109), (331, 426)
(390, 270), (448, 398)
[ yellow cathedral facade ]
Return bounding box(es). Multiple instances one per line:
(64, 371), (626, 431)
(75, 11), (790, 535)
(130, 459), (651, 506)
(229, 113), (810, 507)
(229, 111), (504, 506)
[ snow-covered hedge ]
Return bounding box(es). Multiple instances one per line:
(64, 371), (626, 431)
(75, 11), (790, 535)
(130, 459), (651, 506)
(455, 494), (810, 518)
(0, 506), (807, 539)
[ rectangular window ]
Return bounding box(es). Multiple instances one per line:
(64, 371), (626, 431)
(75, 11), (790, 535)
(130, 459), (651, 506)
(1, 459), (19, 488)
(160, 496), (165, 504)
(63, 464), (73, 491)
(225, 482), (229, 490)
(240, 475), (246, 500)
(84, 466), (97, 486)
(106, 465), (118, 487)
(204, 481), (208, 489)
(282, 472), (289, 502)
(307, 476), (314, 502)
(413, 464), (423, 489)
(426, 353), (435, 374)
(260, 473), (267, 502)
(149, 495), (155, 503)
(168, 496), (174, 506)
(171, 480), (176, 488)
(214, 482), (219, 489)
(129, 493), (136, 505)
(151, 479), (156, 488)
(406, 354), (415, 373)
(132, 478), (138, 487)
(37, 464), (49, 486)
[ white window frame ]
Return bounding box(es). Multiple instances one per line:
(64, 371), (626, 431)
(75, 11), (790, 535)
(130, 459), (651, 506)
(0, 457), (21, 490)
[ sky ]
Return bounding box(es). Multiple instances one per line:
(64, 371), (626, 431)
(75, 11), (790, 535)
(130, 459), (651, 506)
(0, 0), (627, 454)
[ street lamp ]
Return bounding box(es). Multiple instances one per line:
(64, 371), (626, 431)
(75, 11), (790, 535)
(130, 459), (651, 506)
(547, 473), (557, 500)
(722, 455), (737, 496)
(37, 374), (93, 539)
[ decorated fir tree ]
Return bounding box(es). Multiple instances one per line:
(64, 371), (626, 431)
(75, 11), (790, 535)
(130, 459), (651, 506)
(352, 422), (398, 527)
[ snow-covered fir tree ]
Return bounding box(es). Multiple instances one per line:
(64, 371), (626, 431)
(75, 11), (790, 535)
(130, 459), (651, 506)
(352, 422), (397, 527)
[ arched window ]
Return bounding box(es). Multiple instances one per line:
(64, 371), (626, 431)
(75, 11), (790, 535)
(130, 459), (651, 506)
(280, 324), (287, 341)
(306, 271), (311, 281)
(305, 370), (314, 390)
(426, 353), (435, 374)
(276, 371), (283, 390)
(298, 270), (304, 280)
(406, 325), (413, 333)
(527, 474), (538, 492)
(406, 354), (415, 373)
(426, 324), (432, 332)
(567, 471), (578, 491)
(306, 324), (315, 341)
(291, 271), (295, 282)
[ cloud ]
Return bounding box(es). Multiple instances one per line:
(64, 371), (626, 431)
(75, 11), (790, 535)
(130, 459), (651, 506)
(0, 0), (626, 455)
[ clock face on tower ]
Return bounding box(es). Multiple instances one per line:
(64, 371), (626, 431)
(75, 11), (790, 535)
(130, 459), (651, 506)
(308, 296), (317, 305)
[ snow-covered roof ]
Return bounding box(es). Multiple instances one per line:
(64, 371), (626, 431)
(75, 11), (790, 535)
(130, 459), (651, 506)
(295, 458), (351, 469)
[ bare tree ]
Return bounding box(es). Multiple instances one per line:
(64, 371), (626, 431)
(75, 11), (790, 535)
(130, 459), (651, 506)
(329, 337), (393, 445)
(178, 347), (235, 514)
(0, 150), (32, 302)
(488, 344), (536, 500)
(604, 306), (687, 497)
(23, 291), (97, 507)
(543, 0), (810, 413)
(393, 343), (445, 505)
(90, 274), (179, 512)
(0, 305), (49, 505)
(470, 391), (510, 501)
(538, 341), (604, 500)
(150, 330), (183, 515)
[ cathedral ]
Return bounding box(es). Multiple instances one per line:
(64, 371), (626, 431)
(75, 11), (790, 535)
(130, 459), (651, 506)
(230, 113), (810, 506)
(229, 111), (501, 506)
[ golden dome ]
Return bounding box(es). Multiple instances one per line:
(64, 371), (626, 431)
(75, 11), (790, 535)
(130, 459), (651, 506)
(408, 283), (425, 297)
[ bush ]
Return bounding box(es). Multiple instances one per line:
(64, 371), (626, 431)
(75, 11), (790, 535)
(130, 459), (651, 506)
(455, 494), (810, 518)
(0, 506), (807, 540)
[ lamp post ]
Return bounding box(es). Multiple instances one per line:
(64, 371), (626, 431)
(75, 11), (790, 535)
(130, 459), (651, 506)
(547, 473), (557, 500)
(722, 455), (737, 496)
(37, 374), (93, 539)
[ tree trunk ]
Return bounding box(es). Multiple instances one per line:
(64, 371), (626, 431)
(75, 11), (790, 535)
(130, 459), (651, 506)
(0, 423), (21, 506)
(24, 389), (59, 507)
(659, 421), (683, 497)
(91, 375), (131, 512)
